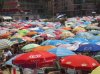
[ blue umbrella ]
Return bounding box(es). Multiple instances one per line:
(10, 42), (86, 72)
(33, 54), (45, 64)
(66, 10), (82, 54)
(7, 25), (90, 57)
(88, 39), (100, 44)
(41, 40), (68, 46)
(94, 36), (100, 40)
(34, 28), (44, 33)
(74, 32), (94, 39)
(64, 37), (88, 43)
(76, 44), (100, 52)
(48, 47), (75, 57)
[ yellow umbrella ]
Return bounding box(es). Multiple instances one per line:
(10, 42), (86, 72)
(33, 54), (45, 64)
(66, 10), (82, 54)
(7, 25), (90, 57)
(91, 66), (100, 74)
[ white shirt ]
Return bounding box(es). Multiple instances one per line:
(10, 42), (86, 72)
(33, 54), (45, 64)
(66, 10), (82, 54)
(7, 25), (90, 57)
(4, 50), (12, 57)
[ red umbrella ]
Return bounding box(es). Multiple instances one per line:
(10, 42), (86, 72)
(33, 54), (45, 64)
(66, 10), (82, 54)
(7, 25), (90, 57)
(13, 51), (57, 68)
(60, 55), (99, 70)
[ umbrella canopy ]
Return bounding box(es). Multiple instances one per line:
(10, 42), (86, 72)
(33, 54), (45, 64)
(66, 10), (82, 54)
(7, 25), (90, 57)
(76, 44), (100, 52)
(48, 47), (75, 57)
(10, 38), (25, 43)
(0, 31), (11, 39)
(21, 43), (40, 52)
(91, 66), (100, 74)
(41, 40), (68, 46)
(13, 51), (57, 68)
(22, 36), (35, 42)
(26, 31), (37, 37)
(64, 37), (88, 43)
(75, 32), (94, 39)
(0, 39), (14, 49)
(18, 29), (29, 36)
(32, 45), (56, 52)
(60, 55), (99, 70)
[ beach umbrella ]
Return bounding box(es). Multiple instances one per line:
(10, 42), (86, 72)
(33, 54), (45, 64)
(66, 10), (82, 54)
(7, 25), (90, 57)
(0, 39), (14, 49)
(75, 32), (94, 39)
(41, 40), (68, 46)
(31, 45), (56, 52)
(93, 36), (100, 40)
(10, 33), (23, 39)
(86, 26), (100, 30)
(10, 38), (25, 43)
(33, 27), (44, 33)
(22, 36), (35, 42)
(60, 55), (99, 70)
(64, 37), (88, 43)
(72, 26), (86, 33)
(88, 40), (100, 44)
(0, 31), (11, 39)
(44, 29), (55, 34)
(88, 30), (100, 35)
(18, 29), (29, 36)
(32, 35), (41, 39)
(76, 44), (100, 52)
(61, 27), (72, 31)
(26, 31), (37, 37)
(91, 66), (100, 74)
(61, 30), (75, 38)
(58, 42), (81, 51)
(13, 51), (57, 68)
(48, 47), (75, 57)
(21, 43), (40, 52)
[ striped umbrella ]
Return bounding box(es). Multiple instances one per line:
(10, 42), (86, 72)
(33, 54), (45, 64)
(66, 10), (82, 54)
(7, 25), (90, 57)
(0, 39), (14, 49)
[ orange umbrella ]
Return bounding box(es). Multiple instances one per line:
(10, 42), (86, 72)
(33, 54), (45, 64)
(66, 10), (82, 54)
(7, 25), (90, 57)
(0, 32), (11, 39)
(26, 31), (37, 37)
(61, 27), (72, 30)
(32, 45), (56, 52)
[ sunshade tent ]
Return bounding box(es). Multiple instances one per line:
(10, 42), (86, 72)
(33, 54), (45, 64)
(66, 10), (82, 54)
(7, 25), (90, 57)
(60, 55), (99, 70)
(31, 45), (56, 52)
(21, 43), (40, 52)
(76, 44), (100, 52)
(91, 66), (100, 74)
(13, 51), (57, 68)
(0, 39), (14, 49)
(48, 47), (75, 57)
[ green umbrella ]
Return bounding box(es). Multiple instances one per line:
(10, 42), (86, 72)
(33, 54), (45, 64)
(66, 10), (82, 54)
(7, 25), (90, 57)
(18, 29), (29, 36)
(21, 43), (40, 52)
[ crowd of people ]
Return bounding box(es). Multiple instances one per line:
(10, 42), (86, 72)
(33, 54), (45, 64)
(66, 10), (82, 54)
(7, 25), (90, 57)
(0, 15), (100, 74)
